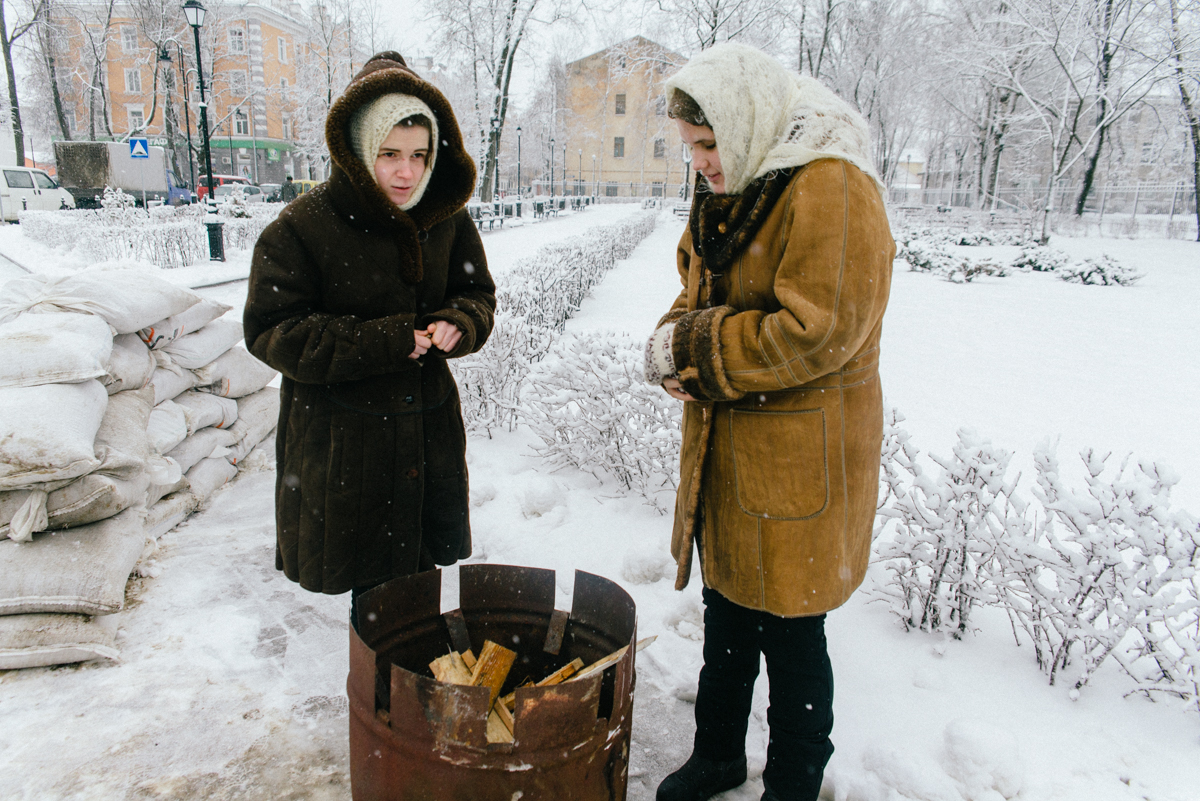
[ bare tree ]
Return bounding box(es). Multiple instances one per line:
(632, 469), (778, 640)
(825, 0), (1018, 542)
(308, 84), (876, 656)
(1, 0), (45, 162)
(430, 0), (569, 202)
(657, 0), (783, 51)
(1167, 0), (1200, 241)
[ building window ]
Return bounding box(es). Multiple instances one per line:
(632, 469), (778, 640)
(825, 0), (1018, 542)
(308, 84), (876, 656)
(615, 93), (626, 115)
(235, 112), (250, 135)
(229, 28), (246, 54)
(278, 37), (288, 62)
(654, 96), (666, 116)
(653, 138), (666, 159)
(124, 68), (142, 94)
(279, 77), (289, 101)
(120, 25), (137, 53)
(127, 106), (145, 131)
(1141, 141), (1154, 163)
(230, 71), (247, 97)
(281, 114), (292, 140)
(613, 136), (624, 158)
(605, 182), (619, 197)
(652, 181), (664, 197)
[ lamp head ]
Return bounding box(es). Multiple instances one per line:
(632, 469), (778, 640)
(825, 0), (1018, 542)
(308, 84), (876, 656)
(183, 0), (206, 29)
(157, 47), (172, 67)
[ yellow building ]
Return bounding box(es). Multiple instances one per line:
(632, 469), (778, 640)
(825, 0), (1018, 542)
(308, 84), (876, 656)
(564, 37), (687, 198)
(54, 1), (309, 186)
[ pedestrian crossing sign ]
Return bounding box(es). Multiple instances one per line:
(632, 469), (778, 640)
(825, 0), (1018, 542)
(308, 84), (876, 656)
(130, 138), (150, 159)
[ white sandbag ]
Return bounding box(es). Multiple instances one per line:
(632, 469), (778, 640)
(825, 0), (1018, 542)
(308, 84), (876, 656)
(104, 333), (155, 394)
(0, 312), (113, 389)
(165, 426), (238, 474)
(186, 456), (237, 501)
(0, 507), (148, 615)
(0, 270), (201, 334)
(172, 390), (238, 435)
(0, 381), (107, 491)
(149, 365), (199, 405)
(0, 613), (119, 669)
(145, 490), (200, 541)
(192, 345), (277, 399)
(0, 386), (153, 540)
(139, 297), (232, 350)
(162, 318), (243, 370)
(147, 400), (188, 456)
(224, 387), (280, 465)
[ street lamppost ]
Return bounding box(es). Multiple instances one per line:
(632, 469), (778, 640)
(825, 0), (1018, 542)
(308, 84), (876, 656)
(592, 154), (596, 199)
(183, 0), (223, 260)
(561, 142), (566, 198)
(175, 44), (197, 193)
(549, 137), (554, 198)
(577, 149), (582, 198)
(516, 126), (522, 199)
(490, 115), (500, 208)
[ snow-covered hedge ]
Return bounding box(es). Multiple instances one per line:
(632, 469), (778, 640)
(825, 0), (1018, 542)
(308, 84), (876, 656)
(897, 234), (1139, 287)
(873, 410), (1199, 708)
(453, 210), (658, 434)
(1058, 254), (1144, 286)
(21, 189), (279, 268)
(523, 332), (681, 511)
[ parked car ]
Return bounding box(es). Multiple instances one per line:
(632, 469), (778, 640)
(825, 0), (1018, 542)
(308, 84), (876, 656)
(196, 174), (251, 200)
(213, 183), (266, 203)
(260, 182), (282, 202)
(294, 179), (321, 196)
(1, 166), (76, 221)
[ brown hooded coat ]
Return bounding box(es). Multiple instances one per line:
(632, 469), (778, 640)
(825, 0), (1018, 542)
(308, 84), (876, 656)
(244, 53), (495, 595)
(659, 158), (894, 616)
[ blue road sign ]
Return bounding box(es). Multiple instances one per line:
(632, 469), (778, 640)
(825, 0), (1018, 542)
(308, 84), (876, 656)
(130, 138), (150, 159)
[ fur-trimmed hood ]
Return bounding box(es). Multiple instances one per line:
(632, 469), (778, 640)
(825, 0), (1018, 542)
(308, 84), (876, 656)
(325, 52), (476, 235)
(665, 43), (883, 196)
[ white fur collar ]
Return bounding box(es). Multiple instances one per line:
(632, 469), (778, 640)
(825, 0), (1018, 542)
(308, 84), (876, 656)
(665, 43), (883, 196)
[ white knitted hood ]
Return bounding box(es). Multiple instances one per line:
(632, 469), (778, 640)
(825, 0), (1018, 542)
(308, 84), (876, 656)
(349, 93), (439, 211)
(665, 43), (883, 196)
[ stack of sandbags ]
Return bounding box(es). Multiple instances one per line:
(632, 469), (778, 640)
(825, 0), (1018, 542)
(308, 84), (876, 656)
(140, 303), (279, 540)
(0, 270), (279, 670)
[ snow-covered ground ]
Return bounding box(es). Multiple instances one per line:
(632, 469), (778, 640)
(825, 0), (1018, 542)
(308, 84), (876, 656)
(1, 208), (1197, 800)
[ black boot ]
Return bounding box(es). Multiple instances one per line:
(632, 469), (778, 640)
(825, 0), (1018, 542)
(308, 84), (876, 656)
(656, 753), (748, 801)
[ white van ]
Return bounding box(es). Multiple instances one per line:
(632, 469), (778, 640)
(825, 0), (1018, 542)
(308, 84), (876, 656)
(1, 167), (76, 221)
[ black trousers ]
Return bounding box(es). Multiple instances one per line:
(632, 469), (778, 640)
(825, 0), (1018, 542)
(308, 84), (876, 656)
(693, 587), (835, 801)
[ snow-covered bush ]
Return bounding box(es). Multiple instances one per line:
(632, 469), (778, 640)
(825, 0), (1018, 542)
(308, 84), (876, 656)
(19, 202), (279, 268)
(1058, 255), (1144, 286)
(873, 414), (1200, 708)
(1012, 246), (1070, 273)
(218, 186), (252, 219)
(898, 239), (1006, 283)
(522, 332), (681, 511)
(874, 423), (1018, 637)
(453, 210), (658, 434)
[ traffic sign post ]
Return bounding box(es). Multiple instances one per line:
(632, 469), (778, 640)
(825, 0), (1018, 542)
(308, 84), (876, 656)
(130, 137), (150, 208)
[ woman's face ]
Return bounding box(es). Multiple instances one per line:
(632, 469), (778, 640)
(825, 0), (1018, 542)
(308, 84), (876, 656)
(374, 124), (430, 206)
(676, 119), (725, 194)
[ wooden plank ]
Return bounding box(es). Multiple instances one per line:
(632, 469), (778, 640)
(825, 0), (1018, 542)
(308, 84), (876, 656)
(570, 636), (657, 682)
(469, 640), (517, 709)
(500, 656), (585, 711)
(486, 708), (514, 743)
(462, 649), (477, 670)
(429, 651), (472, 685)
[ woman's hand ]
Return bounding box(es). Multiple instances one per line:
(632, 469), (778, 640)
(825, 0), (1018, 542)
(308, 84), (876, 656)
(409, 327), (433, 359)
(663, 377), (697, 401)
(410, 321), (463, 359)
(429, 320), (463, 353)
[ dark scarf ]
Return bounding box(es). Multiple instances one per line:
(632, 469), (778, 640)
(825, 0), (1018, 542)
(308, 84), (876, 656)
(689, 168), (795, 307)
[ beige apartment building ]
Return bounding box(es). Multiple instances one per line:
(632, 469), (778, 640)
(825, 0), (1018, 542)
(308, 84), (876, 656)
(563, 37), (687, 198)
(53, 1), (311, 186)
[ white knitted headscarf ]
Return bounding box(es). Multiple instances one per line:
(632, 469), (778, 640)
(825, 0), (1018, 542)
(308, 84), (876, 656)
(665, 43), (883, 196)
(349, 93), (439, 211)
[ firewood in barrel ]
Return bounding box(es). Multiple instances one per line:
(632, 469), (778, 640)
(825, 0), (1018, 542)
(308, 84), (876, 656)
(500, 656), (586, 711)
(570, 636), (657, 682)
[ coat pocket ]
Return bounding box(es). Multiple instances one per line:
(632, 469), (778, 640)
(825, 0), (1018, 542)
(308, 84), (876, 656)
(729, 408), (828, 520)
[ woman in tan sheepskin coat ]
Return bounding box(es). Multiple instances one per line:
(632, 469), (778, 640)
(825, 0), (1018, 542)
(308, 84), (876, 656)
(645, 43), (894, 801)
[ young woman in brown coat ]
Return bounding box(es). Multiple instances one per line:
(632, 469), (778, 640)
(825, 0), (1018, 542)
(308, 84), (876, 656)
(244, 53), (495, 617)
(644, 44), (895, 801)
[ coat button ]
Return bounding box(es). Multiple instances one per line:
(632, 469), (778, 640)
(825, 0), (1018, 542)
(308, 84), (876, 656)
(717, 222), (727, 234)
(406, 468), (419, 479)
(404, 395), (414, 404)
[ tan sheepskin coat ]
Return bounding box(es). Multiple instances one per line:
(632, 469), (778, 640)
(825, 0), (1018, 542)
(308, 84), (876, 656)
(660, 158), (894, 616)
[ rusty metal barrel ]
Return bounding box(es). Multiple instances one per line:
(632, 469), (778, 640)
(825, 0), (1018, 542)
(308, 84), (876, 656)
(348, 563), (638, 800)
